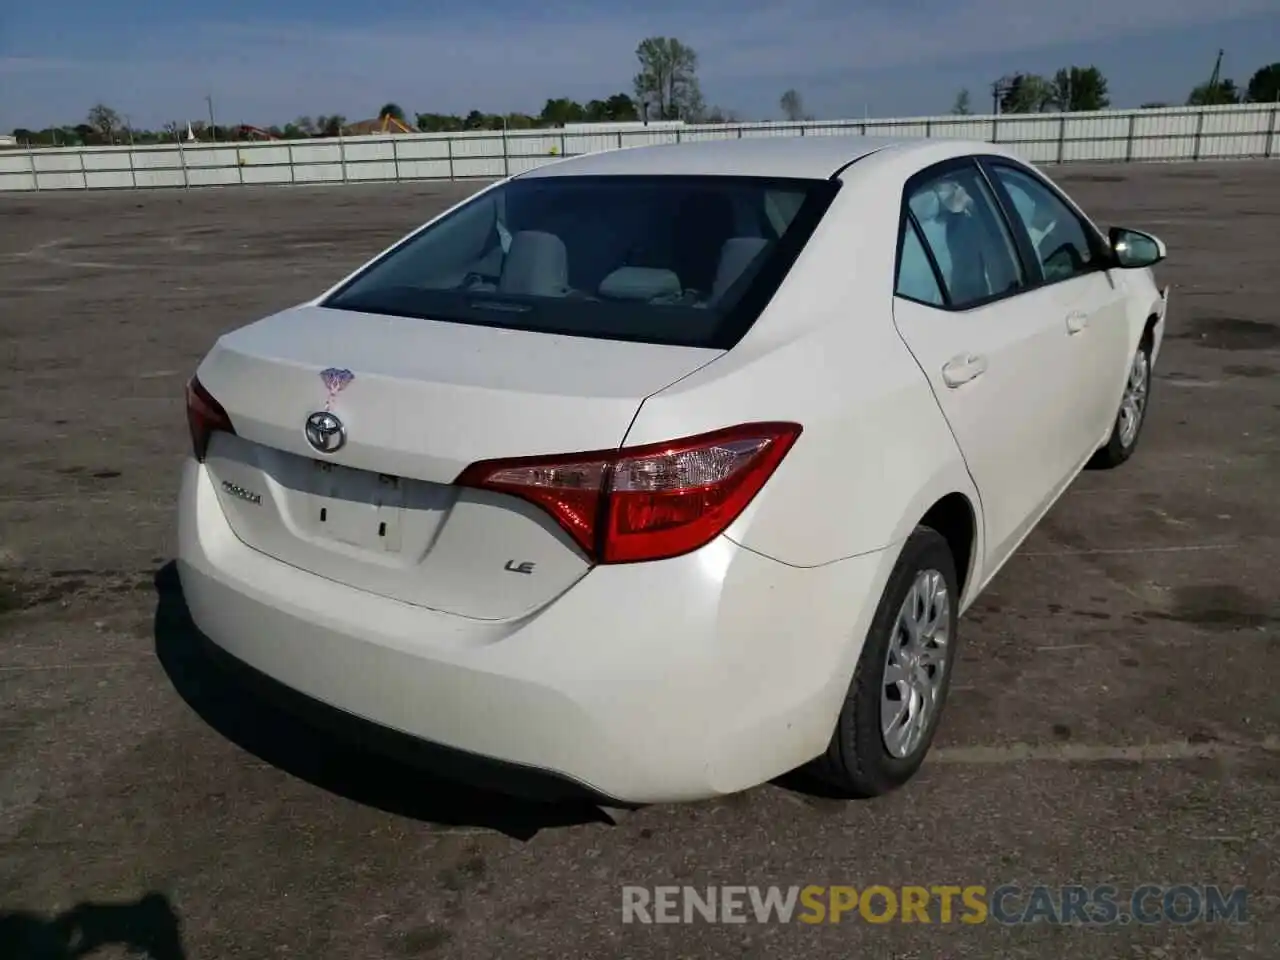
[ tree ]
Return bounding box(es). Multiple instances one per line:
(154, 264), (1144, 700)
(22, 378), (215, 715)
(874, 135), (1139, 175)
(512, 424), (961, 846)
(1246, 62), (1280, 103)
(540, 97), (586, 126)
(1050, 66), (1110, 111)
(316, 115), (346, 136)
(681, 86), (708, 123)
(998, 73), (1054, 113)
(379, 103), (406, 121)
(416, 112), (463, 132)
(583, 96), (637, 124)
(86, 103), (121, 142)
(951, 88), (972, 115)
(1187, 78), (1240, 106)
(704, 105), (740, 123)
(603, 93), (639, 121)
(1139, 102), (1169, 109)
(633, 36), (703, 121)
(780, 89), (805, 122)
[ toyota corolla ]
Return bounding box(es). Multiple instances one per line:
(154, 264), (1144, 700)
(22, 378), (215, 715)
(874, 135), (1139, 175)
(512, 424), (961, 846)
(177, 135), (1169, 804)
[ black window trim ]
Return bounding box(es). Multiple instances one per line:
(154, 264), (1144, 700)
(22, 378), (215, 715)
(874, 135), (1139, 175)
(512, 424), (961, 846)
(976, 154), (1115, 293)
(894, 210), (951, 309)
(319, 173), (843, 352)
(893, 155), (1032, 314)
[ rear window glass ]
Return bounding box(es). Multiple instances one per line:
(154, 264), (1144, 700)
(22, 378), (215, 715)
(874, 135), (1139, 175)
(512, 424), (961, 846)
(322, 175), (838, 349)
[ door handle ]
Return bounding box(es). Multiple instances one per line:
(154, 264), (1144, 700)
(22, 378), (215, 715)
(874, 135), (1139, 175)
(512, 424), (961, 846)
(1065, 310), (1089, 334)
(941, 353), (988, 387)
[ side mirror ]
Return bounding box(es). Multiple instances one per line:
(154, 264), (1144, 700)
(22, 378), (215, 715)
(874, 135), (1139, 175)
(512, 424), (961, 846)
(1109, 227), (1166, 269)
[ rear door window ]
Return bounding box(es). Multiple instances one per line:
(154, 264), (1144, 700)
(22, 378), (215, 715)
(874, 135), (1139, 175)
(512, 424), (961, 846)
(904, 163), (1025, 309)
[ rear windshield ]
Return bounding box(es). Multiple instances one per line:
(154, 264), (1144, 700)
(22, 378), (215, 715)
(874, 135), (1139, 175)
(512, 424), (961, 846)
(322, 174), (839, 349)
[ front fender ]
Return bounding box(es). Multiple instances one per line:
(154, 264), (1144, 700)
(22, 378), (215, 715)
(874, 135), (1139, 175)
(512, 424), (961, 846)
(1150, 282), (1170, 368)
(1122, 267), (1168, 364)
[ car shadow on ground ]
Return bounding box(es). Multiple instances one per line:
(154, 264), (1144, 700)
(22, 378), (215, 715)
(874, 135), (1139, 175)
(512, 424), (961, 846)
(0, 893), (186, 960)
(151, 563), (614, 841)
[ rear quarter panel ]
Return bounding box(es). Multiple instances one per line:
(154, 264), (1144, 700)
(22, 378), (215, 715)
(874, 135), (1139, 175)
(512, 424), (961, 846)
(624, 156), (982, 575)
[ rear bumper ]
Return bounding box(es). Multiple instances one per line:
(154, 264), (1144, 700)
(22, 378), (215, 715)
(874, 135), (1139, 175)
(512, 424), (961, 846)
(177, 459), (895, 804)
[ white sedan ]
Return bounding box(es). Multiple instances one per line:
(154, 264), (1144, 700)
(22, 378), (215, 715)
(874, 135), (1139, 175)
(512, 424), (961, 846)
(178, 135), (1169, 804)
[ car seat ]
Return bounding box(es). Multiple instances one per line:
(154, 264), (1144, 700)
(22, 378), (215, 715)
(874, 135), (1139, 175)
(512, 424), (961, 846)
(497, 230), (570, 297)
(671, 191), (737, 294)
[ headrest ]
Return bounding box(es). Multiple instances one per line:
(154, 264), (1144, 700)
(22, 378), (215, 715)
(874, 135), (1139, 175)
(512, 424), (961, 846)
(498, 230), (569, 297)
(711, 237), (770, 300)
(598, 267), (683, 302)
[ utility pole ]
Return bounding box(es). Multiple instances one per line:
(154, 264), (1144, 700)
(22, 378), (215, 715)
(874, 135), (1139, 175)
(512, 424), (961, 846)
(205, 94), (216, 141)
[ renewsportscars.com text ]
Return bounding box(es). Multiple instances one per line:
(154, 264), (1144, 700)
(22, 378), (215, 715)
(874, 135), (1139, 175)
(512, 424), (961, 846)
(620, 884), (1249, 925)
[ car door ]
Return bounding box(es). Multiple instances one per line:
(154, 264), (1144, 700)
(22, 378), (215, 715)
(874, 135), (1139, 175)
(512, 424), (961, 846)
(891, 157), (1085, 572)
(980, 158), (1133, 457)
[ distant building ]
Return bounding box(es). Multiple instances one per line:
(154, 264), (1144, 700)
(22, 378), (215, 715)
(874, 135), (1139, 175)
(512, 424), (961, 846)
(344, 115), (417, 136)
(0, 135), (18, 149)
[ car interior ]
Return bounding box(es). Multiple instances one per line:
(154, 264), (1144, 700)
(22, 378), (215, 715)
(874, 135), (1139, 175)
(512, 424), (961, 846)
(456, 187), (782, 308)
(359, 181), (810, 313)
(908, 171), (1025, 307)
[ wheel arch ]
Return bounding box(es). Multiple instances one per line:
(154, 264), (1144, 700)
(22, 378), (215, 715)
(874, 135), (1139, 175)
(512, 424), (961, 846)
(1141, 304), (1165, 369)
(1143, 312), (1160, 340)
(918, 492), (979, 600)
(879, 453), (985, 611)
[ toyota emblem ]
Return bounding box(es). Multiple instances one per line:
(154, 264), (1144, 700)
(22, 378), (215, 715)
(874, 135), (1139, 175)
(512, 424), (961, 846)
(305, 411), (346, 454)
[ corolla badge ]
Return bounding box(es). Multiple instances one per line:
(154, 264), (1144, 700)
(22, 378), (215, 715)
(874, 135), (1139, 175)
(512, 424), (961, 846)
(220, 479), (262, 505)
(305, 410), (346, 453)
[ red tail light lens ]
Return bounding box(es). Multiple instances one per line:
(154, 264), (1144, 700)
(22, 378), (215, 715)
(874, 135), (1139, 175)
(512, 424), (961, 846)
(455, 422), (802, 564)
(186, 377), (235, 462)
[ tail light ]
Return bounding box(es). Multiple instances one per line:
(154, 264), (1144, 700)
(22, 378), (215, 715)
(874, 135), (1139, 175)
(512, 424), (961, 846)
(186, 377), (235, 462)
(455, 422), (802, 564)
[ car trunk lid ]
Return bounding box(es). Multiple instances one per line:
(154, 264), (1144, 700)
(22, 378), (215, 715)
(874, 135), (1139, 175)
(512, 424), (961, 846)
(196, 304), (721, 621)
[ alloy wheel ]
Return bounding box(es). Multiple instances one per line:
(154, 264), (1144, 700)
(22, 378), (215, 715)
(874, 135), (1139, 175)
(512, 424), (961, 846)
(881, 568), (951, 758)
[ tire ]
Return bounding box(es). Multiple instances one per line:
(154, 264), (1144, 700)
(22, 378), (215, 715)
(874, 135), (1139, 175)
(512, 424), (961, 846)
(808, 526), (960, 798)
(1088, 334), (1153, 470)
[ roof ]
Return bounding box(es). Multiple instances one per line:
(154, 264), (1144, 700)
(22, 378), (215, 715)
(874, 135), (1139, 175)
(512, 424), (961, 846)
(518, 134), (922, 181)
(345, 116), (417, 136)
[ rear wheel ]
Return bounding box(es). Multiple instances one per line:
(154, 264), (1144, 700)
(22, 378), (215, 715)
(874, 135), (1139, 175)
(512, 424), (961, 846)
(808, 526), (959, 798)
(1089, 336), (1152, 470)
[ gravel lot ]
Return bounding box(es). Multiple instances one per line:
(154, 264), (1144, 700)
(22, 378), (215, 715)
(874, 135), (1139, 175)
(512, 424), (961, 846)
(1, 160), (1278, 959)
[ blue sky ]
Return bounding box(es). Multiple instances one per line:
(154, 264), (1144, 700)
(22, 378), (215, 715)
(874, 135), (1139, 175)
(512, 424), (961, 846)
(2, 0), (1278, 131)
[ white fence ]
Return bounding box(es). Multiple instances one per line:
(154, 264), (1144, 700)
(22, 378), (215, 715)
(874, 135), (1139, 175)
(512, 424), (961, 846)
(3, 103), (1278, 193)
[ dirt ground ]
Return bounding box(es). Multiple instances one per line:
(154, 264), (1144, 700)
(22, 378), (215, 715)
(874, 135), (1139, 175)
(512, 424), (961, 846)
(1, 160), (1277, 959)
